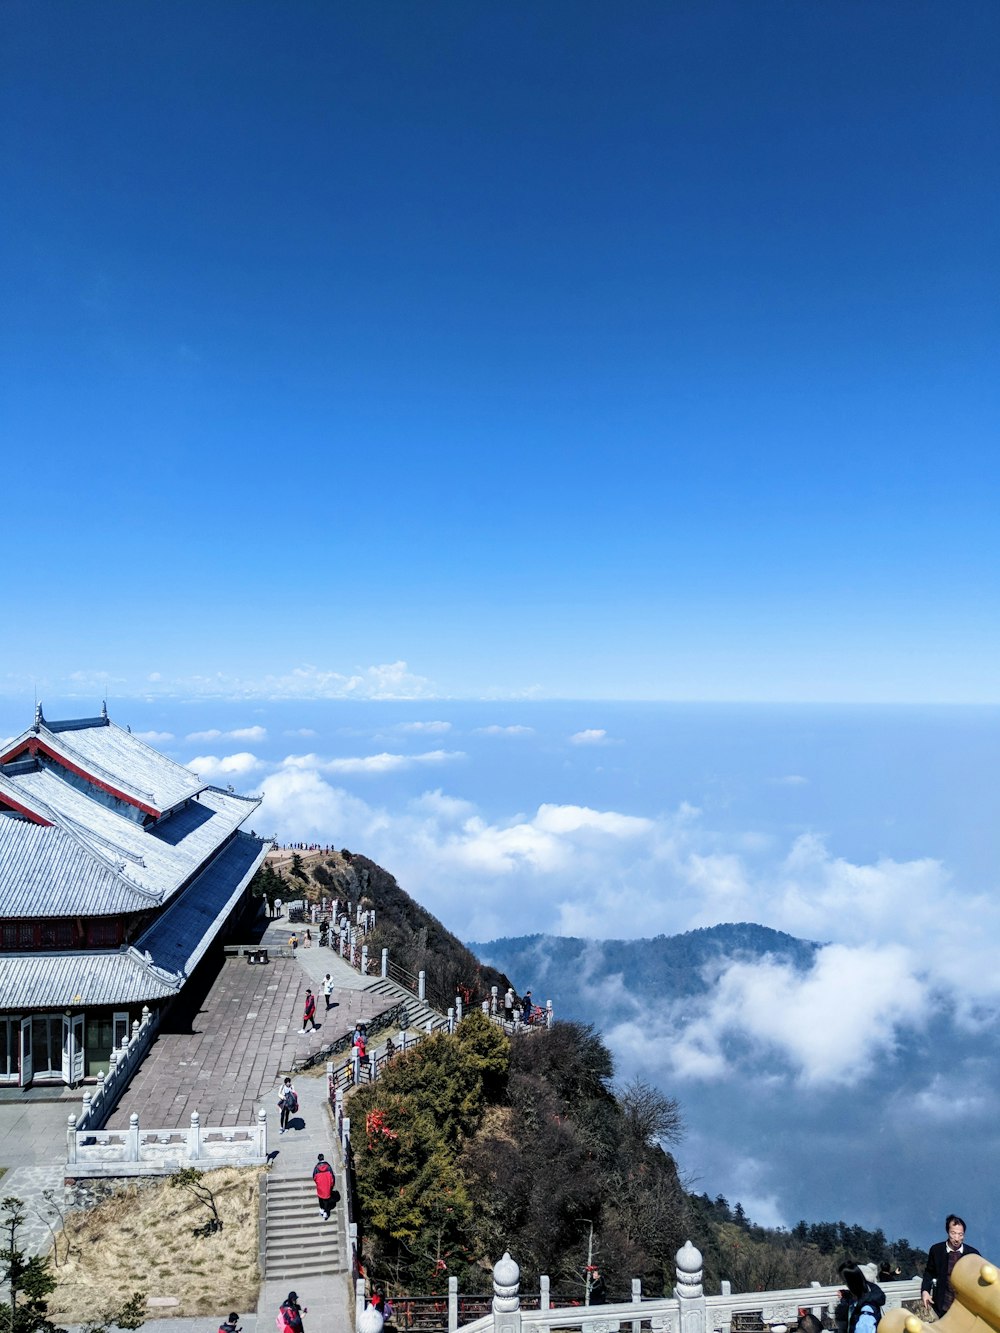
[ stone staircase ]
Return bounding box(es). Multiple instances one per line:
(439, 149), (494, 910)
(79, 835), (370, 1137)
(360, 975), (450, 1036)
(264, 1173), (343, 1281)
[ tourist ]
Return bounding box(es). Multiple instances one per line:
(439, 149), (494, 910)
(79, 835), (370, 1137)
(522, 990), (534, 1023)
(219, 1312), (241, 1333)
(504, 988), (514, 1022)
(384, 1035), (395, 1061)
(323, 974), (334, 1010)
(300, 989), (318, 1032)
(289, 933), (298, 951)
(922, 1215), (980, 1317)
(839, 1263), (885, 1333)
(278, 1077), (298, 1134)
(313, 1152), (336, 1220)
(304, 928), (312, 948)
(279, 1292), (306, 1333)
(588, 1268), (606, 1305)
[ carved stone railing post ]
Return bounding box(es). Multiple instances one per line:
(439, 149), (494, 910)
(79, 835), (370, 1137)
(540, 1276), (550, 1312)
(492, 1253), (521, 1333)
(381, 948), (389, 979)
(361, 945), (369, 975)
(67, 1113), (78, 1164)
(716, 1279), (733, 1333)
(418, 970), (426, 1001)
(632, 1278), (643, 1333)
(128, 1111), (140, 1162)
(491, 985), (498, 1015)
(188, 1110), (202, 1160)
(257, 1105), (267, 1156)
(342, 1115), (351, 1153)
(447, 1007), (455, 1033)
(675, 1241), (705, 1333)
(456, 995), (463, 1022)
(448, 1275), (459, 1332)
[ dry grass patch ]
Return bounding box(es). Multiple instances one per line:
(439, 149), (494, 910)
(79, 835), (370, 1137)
(49, 1167), (261, 1320)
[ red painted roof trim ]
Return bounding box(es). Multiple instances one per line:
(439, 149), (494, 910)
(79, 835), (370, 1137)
(2, 738), (162, 819)
(0, 790), (52, 825)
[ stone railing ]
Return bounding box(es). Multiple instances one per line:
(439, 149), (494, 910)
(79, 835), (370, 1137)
(66, 1108), (268, 1177)
(351, 1245), (921, 1333)
(75, 1004), (160, 1131)
(332, 1087), (362, 1286)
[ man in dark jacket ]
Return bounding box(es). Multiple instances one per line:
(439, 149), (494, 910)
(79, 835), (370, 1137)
(922, 1215), (981, 1317)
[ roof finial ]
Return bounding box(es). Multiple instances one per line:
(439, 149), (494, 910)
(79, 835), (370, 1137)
(33, 700), (44, 731)
(101, 699), (108, 721)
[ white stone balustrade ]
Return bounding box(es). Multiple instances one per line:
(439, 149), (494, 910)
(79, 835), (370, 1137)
(453, 1247), (922, 1333)
(66, 1106), (268, 1177)
(76, 1004), (159, 1132)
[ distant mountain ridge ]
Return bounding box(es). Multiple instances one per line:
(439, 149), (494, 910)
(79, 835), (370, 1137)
(468, 922), (820, 1019)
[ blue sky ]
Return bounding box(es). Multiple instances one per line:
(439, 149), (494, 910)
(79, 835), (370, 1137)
(3, 1), (998, 704)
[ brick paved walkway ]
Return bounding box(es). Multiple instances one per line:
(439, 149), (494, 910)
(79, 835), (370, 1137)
(106, 918), (395, 1129)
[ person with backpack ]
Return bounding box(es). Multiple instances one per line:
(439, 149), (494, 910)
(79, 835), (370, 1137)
(300, 989), (317, 1033)
(219, 1313), (241, 1333)
(278, 1077), (298, 1134)
(278, 1292), (305, 1333)
(312, 1152), (336, 1219)
(322, 974), (334, 1010)
(839, 1262), (885, 1333)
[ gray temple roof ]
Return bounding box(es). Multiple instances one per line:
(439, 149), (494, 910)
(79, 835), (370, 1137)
(0, 712), (207, 816)
(0, 831), (267, 1008)
(1, 762), (259, 914)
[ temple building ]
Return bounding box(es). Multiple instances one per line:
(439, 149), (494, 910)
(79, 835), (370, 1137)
(0, 703), (267, 1086)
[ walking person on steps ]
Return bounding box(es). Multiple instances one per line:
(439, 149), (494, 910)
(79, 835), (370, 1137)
(313, 1152), (336, 1219)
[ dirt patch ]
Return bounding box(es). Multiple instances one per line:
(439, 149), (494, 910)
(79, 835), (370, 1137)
(48, 1167), (261, 1320)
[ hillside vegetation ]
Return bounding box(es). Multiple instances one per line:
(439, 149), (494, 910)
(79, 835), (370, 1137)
(346, 1013), (925, 1300)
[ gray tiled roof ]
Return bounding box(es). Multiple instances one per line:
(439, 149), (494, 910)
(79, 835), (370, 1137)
(0, 815), (158, 916)
(1, 764), (260, 914)
(135, 831), (267, 977)
(0, 832), (268, 1008)
(0, 715), (206, 815)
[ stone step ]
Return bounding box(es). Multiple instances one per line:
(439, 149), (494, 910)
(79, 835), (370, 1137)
(267, 1213), (339, 1238)
(266, 1256), (341, 1280)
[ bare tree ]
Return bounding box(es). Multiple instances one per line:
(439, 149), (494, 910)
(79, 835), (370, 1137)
(619, 1078), (684, 1147)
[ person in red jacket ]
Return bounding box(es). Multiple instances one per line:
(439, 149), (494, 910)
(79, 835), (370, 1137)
(312, 1153), (336, 1220)
(300, 989), (317, 1033)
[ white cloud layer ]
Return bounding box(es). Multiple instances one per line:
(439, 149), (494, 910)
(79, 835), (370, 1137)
(250, 764), (1000, 1093)
(186, 751), (264, 781)
(569, 728), (609, 745)
(187, 725), (267, 743)
(279, 749), (463, 775)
